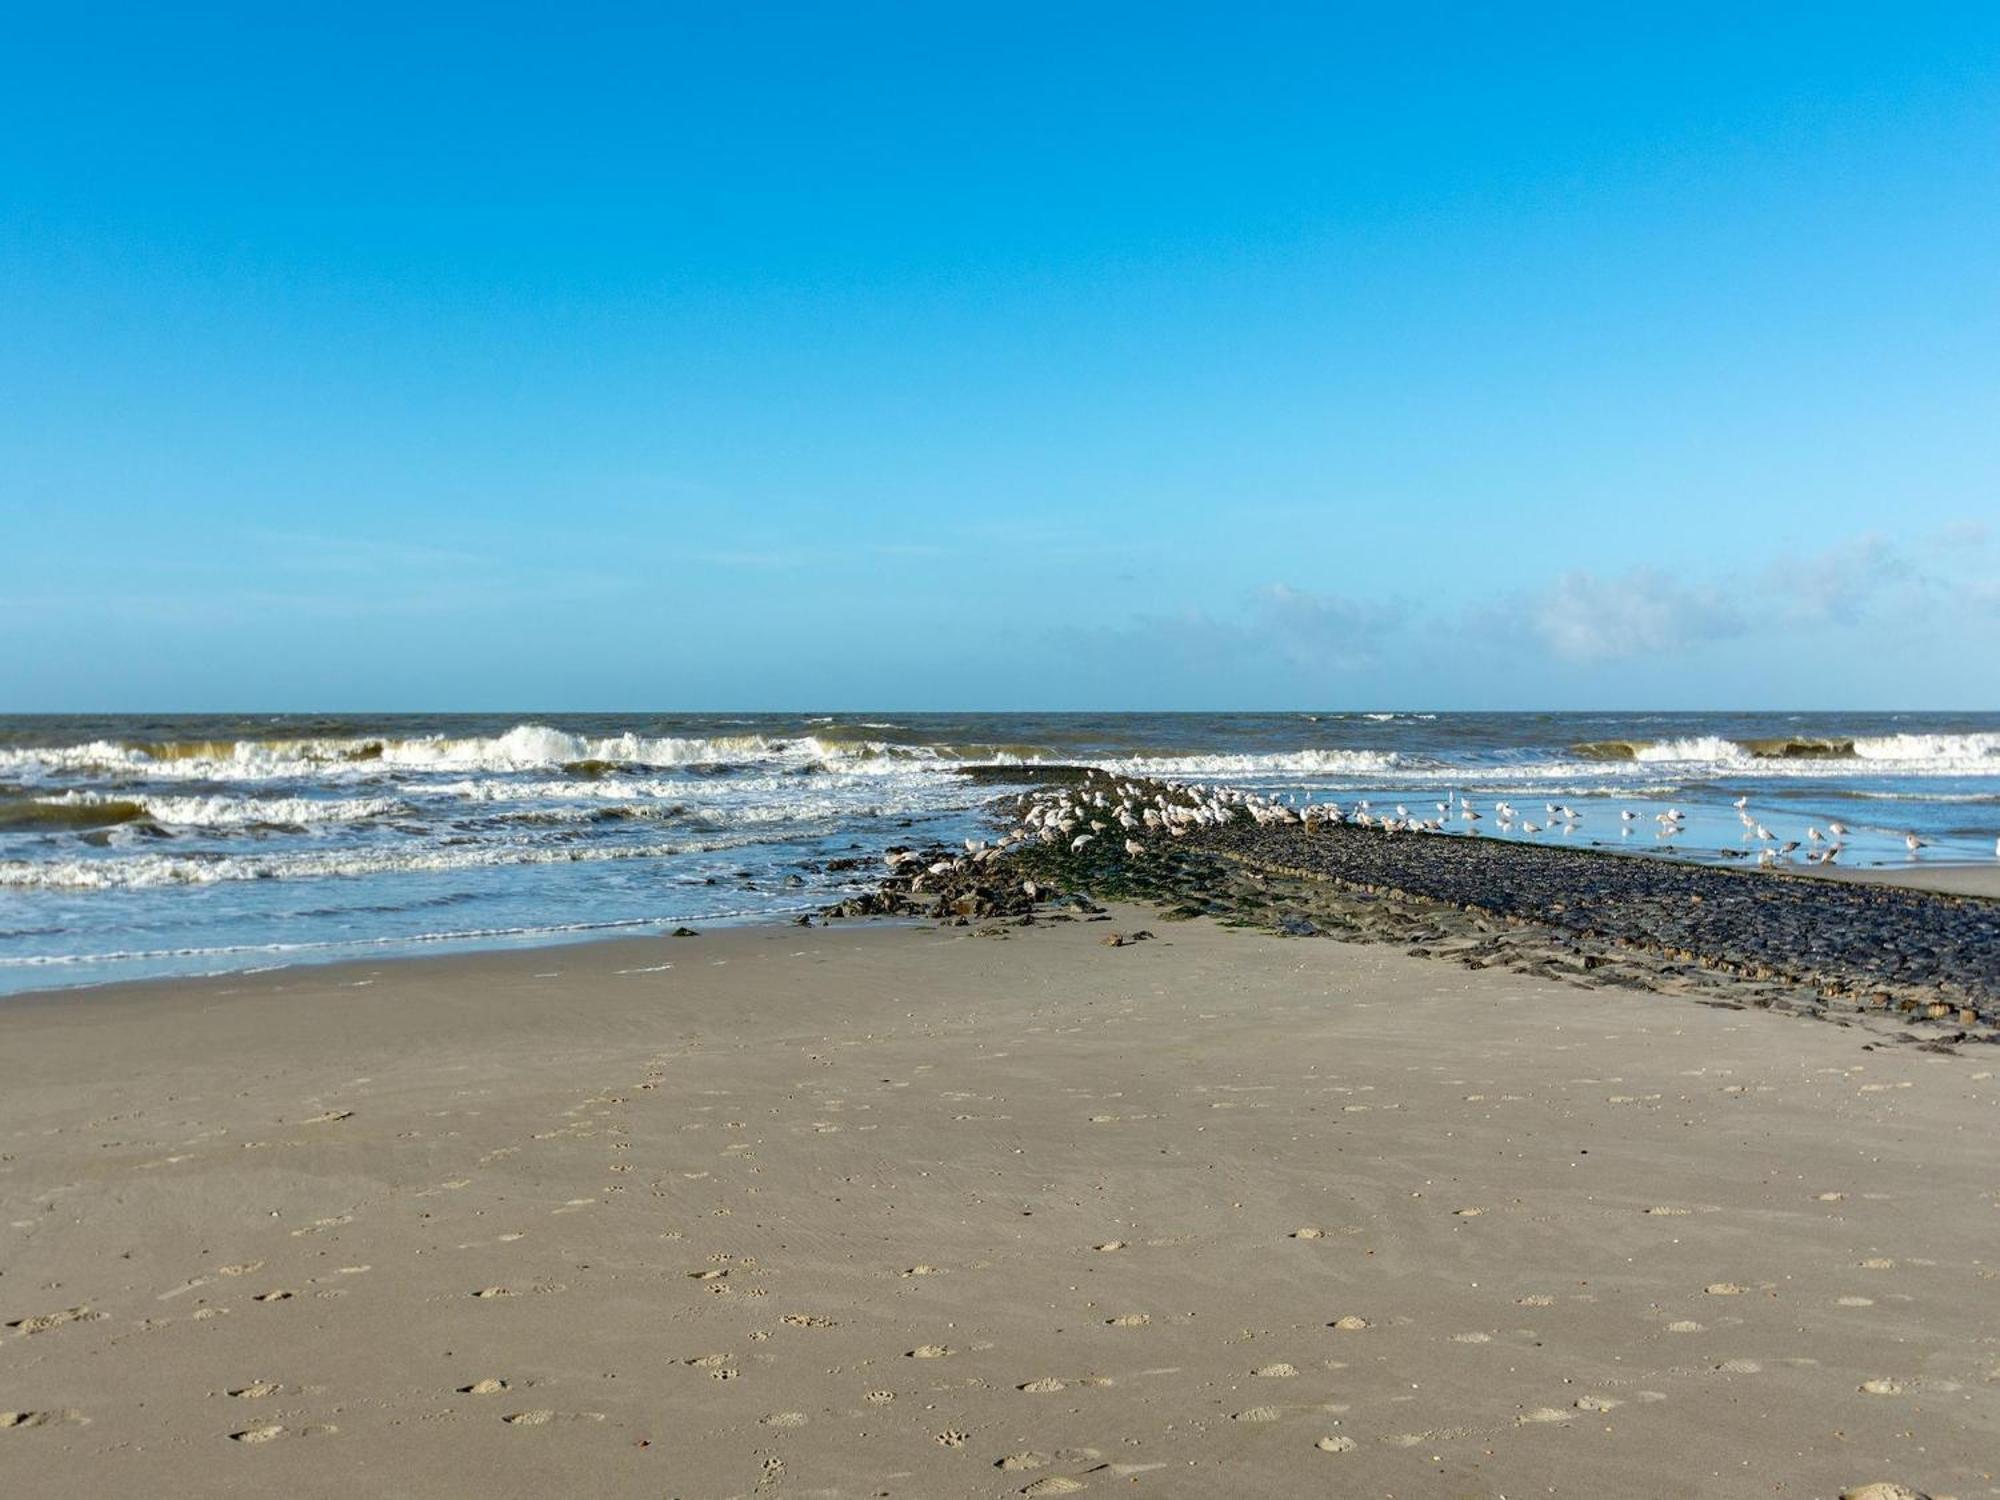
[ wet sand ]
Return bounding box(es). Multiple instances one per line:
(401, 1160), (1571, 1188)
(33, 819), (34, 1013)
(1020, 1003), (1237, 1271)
(2, 913), (1996, 1498)
(1802, 862), (2000, 899)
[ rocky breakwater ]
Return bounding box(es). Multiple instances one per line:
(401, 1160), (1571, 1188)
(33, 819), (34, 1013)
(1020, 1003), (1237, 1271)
(822, 770), (2000, 1039)
(819, 841), (1102, 926)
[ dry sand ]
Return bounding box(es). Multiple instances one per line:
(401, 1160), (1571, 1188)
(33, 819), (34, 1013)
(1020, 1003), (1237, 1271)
(2, 910), (1996, 1498)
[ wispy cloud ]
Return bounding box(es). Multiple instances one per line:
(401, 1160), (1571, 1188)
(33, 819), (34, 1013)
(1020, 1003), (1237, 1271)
(1513, 568), (1746, 664)
(1083, 520), (1988, 679)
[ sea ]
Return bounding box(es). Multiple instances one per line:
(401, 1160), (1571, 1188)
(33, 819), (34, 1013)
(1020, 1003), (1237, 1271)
(3, 711), (1997, 995)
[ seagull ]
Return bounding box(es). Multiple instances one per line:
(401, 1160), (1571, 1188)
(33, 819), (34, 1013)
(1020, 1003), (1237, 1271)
(1124, 838), (1146, 858)
(1070, 833), (1095, 853)
(1905, 833), (1926, 854)
(1827, 821), (1848, 838)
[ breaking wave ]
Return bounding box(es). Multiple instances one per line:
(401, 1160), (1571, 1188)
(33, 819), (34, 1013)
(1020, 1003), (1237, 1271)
(1574, 732), (2000, 773)
(0, 834), (769, 891)
(35, 791), (415, 827)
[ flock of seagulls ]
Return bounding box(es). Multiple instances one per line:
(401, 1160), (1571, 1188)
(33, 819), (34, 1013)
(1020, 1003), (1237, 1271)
(885, 772), (1982, 890)
(1729, 794), (1851, 865)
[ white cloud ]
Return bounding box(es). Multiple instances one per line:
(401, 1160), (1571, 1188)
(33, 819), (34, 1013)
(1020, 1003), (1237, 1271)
(1522, 568), (1746, 663)
(1124, 586), (1409, 677)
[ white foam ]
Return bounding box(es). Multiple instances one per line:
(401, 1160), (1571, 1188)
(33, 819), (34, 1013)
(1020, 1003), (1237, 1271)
(1085, 749), (1409, 777)
(0, 834), (767, 891)
(38, 791), (412, 827)
(1850, 731), (2000, 764)
(1627, 735), (1747, 763)
(0, 724), (977, 784)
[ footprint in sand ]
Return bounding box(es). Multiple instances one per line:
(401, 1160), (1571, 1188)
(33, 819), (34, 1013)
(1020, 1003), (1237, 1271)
(227, 1382), (280, 1400)
(1668, 1320), (1705, 1333)
(1092, 1241), (1126, 1253)
(1328, 1316), (1370, 1331)
(1232, 1406), (1282, 1423)
(0, 1410), (89, 1430)
(6, 1307), (105, 1336)
(761, 1412), (808, 1428)
(1451, 1332), (1492, 1344)
(253, 1291), (295, 1303)
(1292, 1227), (1326, 1240)
(1020, 1479), (1086, 1497)
(1704, 1282), (1748, 1296)
(459, 1379), (508, 1396)
(1253, 1364), (1298, 1378)
(935, 1428), (969, 1447)
(907, 1345), (955, 1359)
(1106, 1314), (1150, 1327)
(998, 1452), (1048, 1470)
(1316, 1435), (1357, 1452)
(1518, 1407), (1573, 1425)
(1717, 1359), (1762, 1374)
(1575, 1394), (1623, 1412)
(863, 1390), (895, 1405)
(1859, 1379), (1903, 1395)
(230, 1425), (285, 1444)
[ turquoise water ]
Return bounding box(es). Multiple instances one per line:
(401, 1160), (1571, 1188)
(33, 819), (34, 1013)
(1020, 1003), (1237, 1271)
(3, 711), (1996, 994)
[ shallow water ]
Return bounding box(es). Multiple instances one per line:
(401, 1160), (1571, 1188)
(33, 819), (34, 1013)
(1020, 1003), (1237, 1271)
(2, 710), (1995, 993)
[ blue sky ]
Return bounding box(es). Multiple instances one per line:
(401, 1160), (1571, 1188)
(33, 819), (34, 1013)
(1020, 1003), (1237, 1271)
(4, 3), (1996, 710)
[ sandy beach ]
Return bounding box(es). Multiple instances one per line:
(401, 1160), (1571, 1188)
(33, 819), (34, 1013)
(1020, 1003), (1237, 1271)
(3, 909), (1995, 1499)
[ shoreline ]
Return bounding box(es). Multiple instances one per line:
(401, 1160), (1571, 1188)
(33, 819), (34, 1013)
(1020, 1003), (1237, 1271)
(823, 774), (2000, 1031)
(8, 767), (1997, 1005)
(3, 904), (1993, 1497)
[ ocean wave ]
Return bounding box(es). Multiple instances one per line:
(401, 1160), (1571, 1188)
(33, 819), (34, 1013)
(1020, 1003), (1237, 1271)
(0, 834), (767, 890)
(35, 791), (414, 828)
(1085, 748), (1410, 777)
(0, 796), (148, 832)
(0, 725), (807, 781)
(1851, 732), (2000, 762)
(1573, 731), (2000, 772)
(0, 724), (1001, 783)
